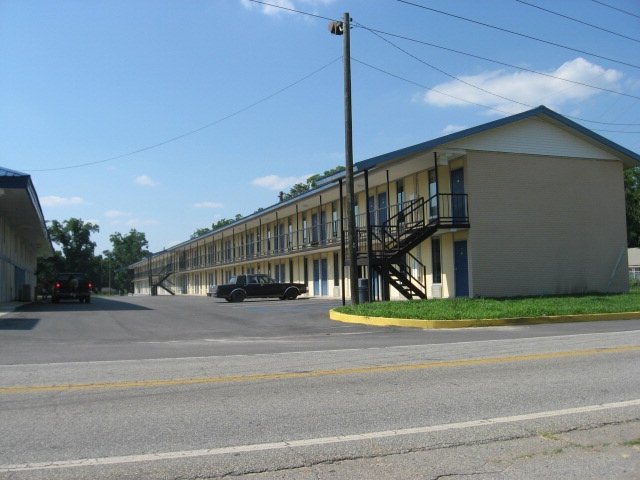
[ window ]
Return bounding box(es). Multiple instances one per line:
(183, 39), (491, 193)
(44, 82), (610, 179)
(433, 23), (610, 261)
(224, 240), (232, 262)
(333, 252), (340, 287)
(302, 216), (308, 245)
(431, 237), (442, 284)
(428, 169), (438, 219)
(396, 180), (405, 211)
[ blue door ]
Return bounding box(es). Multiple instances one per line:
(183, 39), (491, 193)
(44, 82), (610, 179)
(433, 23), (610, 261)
(454, 241), (469, 297)
(450, 168), (465, 221)
(313, 259), (328, 296)
(377, 192), (388, 224)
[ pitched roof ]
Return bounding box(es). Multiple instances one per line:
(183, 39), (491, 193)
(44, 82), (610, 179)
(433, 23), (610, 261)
(356, 106), (640, 171)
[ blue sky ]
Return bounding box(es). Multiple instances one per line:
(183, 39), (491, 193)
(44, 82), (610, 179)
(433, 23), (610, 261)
(2, 0), (639, 255)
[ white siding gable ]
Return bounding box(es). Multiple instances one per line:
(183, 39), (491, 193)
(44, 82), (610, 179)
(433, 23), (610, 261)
(448, 117), (618, 161)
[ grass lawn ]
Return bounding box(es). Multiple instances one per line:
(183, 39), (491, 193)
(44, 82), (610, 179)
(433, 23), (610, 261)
(334, 284), (640, 320)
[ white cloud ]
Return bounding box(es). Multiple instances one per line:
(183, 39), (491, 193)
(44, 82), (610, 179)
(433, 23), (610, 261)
(40, 195), (84, 207)
(126, 218), (159, 227)
(442, 125), (468, 135)
(422, 57), (624, 114)
(252, 174), (310, 191)
(240, 0), (335, 16)
(105, 209), (131, 218)
(193, 201), (223, 208)
(134, 175), (159, 187)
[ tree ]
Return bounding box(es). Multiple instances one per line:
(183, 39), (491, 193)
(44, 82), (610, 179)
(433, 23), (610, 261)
(625, 166), (640, 248)
(47, 218), (100, 274)
(282, 166), (345, 201)
(191, 215), (243, 239)
(109, 229), (150, 292)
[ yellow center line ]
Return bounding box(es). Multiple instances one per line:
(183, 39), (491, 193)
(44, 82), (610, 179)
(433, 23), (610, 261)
(2, 345), (639, 394)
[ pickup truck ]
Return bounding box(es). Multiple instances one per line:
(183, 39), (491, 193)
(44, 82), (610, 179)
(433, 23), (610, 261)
(209, 274), (307, 302)
(51, 273), (93, 303)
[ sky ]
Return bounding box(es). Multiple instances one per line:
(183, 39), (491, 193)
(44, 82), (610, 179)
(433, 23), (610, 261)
(2, 0), (639, 255)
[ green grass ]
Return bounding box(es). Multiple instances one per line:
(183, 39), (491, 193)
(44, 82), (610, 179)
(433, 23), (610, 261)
(334, 285), (640, 320)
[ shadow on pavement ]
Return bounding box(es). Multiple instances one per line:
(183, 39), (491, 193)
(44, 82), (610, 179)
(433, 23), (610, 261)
(0, 318), (40, 330)
(16, 296), (153, 313)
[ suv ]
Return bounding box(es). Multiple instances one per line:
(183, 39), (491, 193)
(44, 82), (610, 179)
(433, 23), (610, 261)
(51, 273), (92, 304)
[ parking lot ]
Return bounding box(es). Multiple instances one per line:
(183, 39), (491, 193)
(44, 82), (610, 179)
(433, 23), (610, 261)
(3, 293), (640, 366)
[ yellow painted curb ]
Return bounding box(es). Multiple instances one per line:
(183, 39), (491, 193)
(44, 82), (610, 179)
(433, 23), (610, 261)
(329, 309), (640, 329)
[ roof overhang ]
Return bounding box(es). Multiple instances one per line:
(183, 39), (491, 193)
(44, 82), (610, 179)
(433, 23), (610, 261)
(0, 169), (54, 258)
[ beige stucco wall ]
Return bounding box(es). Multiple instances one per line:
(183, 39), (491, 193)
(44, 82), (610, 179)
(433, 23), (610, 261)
(466, 151), (629, 297)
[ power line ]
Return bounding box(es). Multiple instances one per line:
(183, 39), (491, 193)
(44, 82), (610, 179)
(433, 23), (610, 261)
(357, 23), (640, 105)
(363, 26), (533, 110)
(355, 56), (640, 134)
(355, 22), (640, 126)
(28, 57), (342, 172)
(516, 0), (640, 44)
(396, 0), (640, 70)
(244, 0), (337, 22)
(352, 57), (513, 116)
(592, 0), (640, 20)
(246, 0), (639, 116)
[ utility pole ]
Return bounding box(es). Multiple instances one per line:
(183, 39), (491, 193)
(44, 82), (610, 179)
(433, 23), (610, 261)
(329, 12), (359, 305)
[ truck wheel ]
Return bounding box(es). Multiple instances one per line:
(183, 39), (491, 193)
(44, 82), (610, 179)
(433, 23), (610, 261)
(231, 290), (246, 302)
(85, 297), (91, 304)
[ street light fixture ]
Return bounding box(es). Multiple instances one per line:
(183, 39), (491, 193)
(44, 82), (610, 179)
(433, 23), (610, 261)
(329, 12), (359, 305)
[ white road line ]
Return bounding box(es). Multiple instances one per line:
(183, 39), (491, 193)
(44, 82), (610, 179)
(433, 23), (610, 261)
(2, 399), (640, 473)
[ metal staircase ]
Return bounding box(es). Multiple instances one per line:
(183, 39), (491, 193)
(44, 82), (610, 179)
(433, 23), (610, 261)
(151, 263), (175, 295)
(358, 194), (469, 300)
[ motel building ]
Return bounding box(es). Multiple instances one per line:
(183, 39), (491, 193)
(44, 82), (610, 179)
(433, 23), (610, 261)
(129, 106), (639, 301)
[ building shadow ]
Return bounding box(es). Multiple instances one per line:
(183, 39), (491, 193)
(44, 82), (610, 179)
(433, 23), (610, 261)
(0, 318), (39, 330)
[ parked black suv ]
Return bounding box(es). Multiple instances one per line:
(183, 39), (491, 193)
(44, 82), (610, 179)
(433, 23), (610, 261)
(51, 273), (92, 303)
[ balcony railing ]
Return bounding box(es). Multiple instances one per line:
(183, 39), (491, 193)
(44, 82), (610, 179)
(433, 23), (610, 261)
(133, 194), (469, 279)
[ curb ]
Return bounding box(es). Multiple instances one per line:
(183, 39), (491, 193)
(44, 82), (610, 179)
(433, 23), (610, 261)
(329, 309), (640, 329)
(0, 301), (29, 317)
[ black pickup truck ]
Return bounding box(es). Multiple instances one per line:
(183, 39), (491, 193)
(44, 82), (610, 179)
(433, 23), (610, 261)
(51, 273), (93, 303)
(209, 274), (307, 302)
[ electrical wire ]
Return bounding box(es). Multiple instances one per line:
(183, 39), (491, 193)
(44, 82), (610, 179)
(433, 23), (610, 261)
(592, 0), (640, 20)
(353, 57), (640, 134)
(516, 0), (640, 44)
(397, 0), (640, 70)
(248, 0), (640, 110)
(27, 57), (342, 172)
(362, 25), (533, 110)
(244, 0), (337, 22)
(355, 21), (640, 126)
(354, 24), (640, 106)
(352, 57), (514, 116)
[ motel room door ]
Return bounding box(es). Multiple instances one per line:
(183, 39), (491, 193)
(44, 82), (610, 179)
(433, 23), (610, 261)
(450, 168), (466, 221)
(454, 240), (469, 297)
(313, 259), (328, 296)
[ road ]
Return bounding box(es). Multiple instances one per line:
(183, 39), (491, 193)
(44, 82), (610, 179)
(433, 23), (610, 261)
(0, 295), (639, 479)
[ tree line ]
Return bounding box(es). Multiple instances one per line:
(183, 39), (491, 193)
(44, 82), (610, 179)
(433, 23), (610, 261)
(37, 218), (150, 294)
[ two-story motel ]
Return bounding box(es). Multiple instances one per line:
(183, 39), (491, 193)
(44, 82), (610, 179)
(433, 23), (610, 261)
(130, 106), (640, 301)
